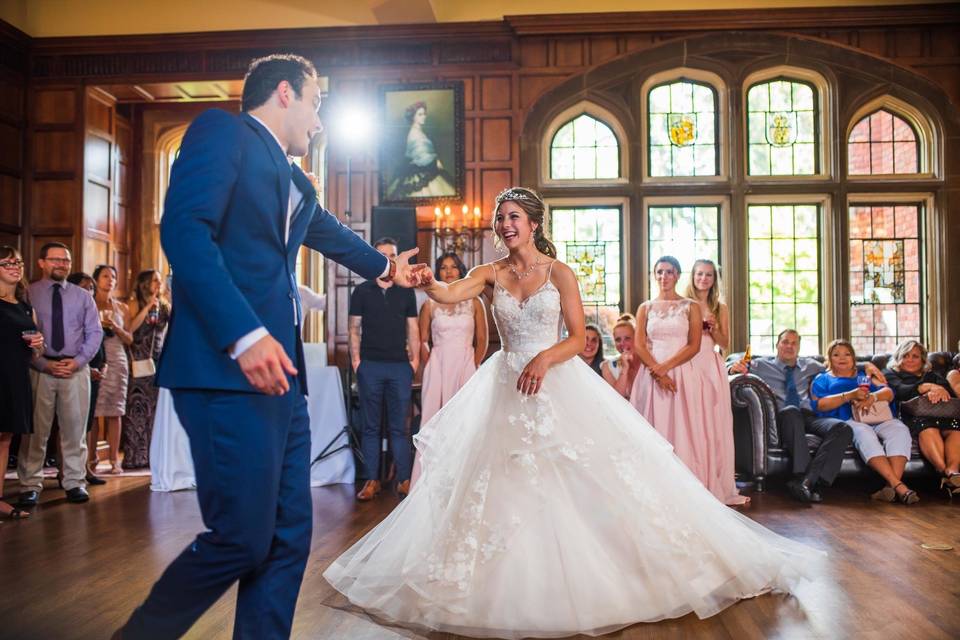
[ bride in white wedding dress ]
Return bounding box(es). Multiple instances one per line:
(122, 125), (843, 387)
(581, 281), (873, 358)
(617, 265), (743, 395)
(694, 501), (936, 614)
(324, 187), (823, 639)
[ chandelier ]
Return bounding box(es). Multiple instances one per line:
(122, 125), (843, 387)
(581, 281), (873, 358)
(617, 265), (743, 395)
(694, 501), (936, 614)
(433, 204), (486, 255)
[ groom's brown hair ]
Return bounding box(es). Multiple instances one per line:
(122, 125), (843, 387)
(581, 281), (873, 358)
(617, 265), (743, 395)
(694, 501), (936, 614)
(241, 54), (317, 112)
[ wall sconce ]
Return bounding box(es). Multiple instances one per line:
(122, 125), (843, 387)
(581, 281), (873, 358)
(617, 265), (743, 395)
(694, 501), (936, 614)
(433, 203), (486, 255)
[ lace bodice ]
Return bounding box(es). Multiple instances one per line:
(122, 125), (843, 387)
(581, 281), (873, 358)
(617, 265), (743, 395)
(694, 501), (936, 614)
(490, 264), (562, 354)
(643, 299), (692, 361)
(430, 300), (475, 349)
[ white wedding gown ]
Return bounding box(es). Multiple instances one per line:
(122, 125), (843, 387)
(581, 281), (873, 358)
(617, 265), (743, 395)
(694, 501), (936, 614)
(324, 274), (822, 638)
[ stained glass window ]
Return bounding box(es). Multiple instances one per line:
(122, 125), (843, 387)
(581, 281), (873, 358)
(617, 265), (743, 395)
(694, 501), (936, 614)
(550, 114), (619, 180)
(647, 205), (720, 296)
(748, 204), (820, 355)
(849, 204), (922, 355)
(747, 79), (818, 176)
(550, 207), (622, 330)
(648, 81), (718, 177)
(848, 110), (919, 175)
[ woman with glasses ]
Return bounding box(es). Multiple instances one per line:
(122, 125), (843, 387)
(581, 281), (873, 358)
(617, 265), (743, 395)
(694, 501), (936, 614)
(0, 247), (44, 519)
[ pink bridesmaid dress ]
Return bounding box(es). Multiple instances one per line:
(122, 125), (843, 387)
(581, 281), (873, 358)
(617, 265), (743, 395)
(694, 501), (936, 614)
(420, 299), (477, 425)
(691, 322), (748, 505)
(629, 299), (746, 505)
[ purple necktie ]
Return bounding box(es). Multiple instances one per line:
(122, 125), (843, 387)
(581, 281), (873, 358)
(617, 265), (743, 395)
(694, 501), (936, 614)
(51, 283), (65, 352)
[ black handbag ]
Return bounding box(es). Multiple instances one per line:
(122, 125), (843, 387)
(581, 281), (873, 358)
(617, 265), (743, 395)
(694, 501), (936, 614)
(900, 396), (960, 419)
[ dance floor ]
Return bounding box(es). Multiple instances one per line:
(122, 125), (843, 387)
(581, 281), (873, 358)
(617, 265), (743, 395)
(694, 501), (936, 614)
(1, 475), (958, 640)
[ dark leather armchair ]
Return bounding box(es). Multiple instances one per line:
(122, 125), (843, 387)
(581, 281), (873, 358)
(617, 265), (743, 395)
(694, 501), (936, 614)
(727, 351), (957, 490)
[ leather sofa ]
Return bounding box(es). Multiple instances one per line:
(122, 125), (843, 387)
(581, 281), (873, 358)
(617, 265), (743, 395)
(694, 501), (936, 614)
(728, 351), (959, 491)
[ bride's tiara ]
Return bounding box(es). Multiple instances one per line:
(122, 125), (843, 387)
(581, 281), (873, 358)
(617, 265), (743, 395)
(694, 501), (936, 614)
(495, 188), (533, 203)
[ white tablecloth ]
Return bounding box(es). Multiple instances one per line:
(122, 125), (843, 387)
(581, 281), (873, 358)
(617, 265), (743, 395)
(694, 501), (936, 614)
(149, 388), (196, 492)
(149, 344), (354, 491)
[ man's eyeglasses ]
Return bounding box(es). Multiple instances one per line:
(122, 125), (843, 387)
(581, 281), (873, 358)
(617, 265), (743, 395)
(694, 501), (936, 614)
(43, 257), (72, 264)
(0, 259), (25, 269)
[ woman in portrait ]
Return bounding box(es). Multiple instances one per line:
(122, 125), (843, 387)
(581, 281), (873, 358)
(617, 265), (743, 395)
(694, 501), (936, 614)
(386, 101), (455, 200)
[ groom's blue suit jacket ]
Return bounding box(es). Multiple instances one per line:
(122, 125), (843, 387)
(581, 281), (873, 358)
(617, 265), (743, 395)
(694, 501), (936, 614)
(156, 109), (387, 393)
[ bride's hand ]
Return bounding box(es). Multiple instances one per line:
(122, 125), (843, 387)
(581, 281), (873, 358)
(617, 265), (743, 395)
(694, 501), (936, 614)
(417, 267), (435, 288)
(517, 353), (551, 396)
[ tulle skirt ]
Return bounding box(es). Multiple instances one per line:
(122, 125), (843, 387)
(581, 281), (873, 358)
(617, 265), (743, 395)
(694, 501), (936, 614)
(324, 350), (823, 638)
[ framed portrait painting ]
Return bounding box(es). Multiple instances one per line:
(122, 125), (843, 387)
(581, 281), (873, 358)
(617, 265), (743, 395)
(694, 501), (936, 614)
(379, 81), (464, 205)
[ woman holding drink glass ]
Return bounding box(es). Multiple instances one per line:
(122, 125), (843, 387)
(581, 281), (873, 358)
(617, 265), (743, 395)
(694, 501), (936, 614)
(630, 256), (746, 505)
(92, 264), (132, 474)
(0, 246), (44, 519)
(810, 339), (916, 504)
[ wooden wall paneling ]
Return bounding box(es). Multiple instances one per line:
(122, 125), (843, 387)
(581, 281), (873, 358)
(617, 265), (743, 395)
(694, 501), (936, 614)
(0, 174), (21, 229)
(554, 37), (585, 68)
(518, 74), (566, 110)
(27, 84), (84, 278)
(590, 36), (622, 66)
(480, 118), (512, 162)
(519, 38), (549, 68)
(0, 52), (25, 250)
(480, 76), (511, 111)
(83, 87), (117, 279)
(0, 121), (23, 172)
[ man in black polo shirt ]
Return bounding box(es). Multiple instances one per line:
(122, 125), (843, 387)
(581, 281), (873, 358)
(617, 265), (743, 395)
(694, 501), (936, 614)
(349, 237), (420, 501)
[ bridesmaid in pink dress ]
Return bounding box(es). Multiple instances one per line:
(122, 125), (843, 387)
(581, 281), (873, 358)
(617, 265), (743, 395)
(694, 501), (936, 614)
(411, 253), (488, 487)
(684, 259), (748, 505)
(629, 256), (746, 506)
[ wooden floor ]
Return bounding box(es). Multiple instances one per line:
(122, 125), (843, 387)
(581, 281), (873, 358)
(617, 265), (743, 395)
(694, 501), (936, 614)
(1, 475), (958, 640)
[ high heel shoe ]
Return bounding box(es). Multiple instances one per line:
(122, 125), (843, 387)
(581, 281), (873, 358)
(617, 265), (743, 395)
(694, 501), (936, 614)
(894, 482), (919, 505)
(940, 473), (960, 499)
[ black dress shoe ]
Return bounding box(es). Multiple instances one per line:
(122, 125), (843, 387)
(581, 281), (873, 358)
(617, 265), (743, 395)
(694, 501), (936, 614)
(65, 487), (90, 503)
(18, 490), (39, 507)
(86, 473), (107, 486)
(786, 478), (817, 504)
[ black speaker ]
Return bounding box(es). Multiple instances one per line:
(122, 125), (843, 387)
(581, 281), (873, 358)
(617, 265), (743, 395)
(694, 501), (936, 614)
(371, 206), (418, 253)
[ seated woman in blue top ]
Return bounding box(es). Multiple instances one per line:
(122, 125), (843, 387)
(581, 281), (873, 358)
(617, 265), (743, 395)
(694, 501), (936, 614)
(810, 339), (917, 504)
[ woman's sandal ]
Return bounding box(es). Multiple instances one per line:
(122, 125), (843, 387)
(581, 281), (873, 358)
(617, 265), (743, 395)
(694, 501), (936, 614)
(0, 505), (30, 520)
(870, 486), (896, 502)
(893, 482), (920, 505)
(939, 472), (960, 499)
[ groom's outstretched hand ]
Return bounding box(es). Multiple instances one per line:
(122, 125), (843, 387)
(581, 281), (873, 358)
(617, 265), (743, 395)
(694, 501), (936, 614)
(237, 334), (298, 395)
(393, 248), (429, 288)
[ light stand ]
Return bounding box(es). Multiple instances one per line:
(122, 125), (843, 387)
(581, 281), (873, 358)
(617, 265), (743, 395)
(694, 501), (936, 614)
(312, 153), (362, 468)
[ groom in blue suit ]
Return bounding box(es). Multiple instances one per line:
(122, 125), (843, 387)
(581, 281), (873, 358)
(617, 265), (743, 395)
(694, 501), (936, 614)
(117, 54), (422, 639)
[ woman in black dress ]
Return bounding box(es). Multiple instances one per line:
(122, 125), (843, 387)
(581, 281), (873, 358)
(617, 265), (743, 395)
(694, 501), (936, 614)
(0, 246), (44, 519)
(883, 338), (960, 497)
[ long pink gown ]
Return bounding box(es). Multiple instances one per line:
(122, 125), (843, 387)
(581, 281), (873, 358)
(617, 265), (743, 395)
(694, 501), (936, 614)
(629, 299), (746, 505)
(412, 300), (477, 488)
(420, 300), (477, 424)
(691, 323), (748, 505)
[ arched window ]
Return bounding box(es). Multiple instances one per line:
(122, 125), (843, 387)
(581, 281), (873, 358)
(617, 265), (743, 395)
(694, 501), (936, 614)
(647, 80), (718, 177)
(848, 202), (924, 355)
(746, 78), (819, 176)
(550, 113), (620, 180)
(848, 109), (919, 175)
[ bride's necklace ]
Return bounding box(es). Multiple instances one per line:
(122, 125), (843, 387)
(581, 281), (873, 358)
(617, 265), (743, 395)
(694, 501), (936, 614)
(507, 256), (540, 280)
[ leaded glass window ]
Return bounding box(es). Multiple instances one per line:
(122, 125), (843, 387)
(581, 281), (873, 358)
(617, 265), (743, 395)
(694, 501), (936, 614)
(647, 205), (720, 296)
(648, 81), (718, 177)
(550, 207), (622, 328)
(849, 204), (922, 355)
(550, 114), (619, 180)
(747, 79), (818, 176)
(848, 110), (919, 175)
(748, 204), (820, 354)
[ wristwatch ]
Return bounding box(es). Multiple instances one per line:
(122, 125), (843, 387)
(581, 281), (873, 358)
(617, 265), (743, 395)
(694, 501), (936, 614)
(382, 258), (397, 282)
